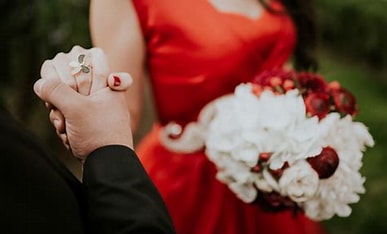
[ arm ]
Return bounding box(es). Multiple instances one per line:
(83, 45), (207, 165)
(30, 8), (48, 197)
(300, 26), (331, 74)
(34, 76), (175, 233)
(83, 145), (175, 234)
(90, 0), (146, 133)
(0, 108), (85, 234)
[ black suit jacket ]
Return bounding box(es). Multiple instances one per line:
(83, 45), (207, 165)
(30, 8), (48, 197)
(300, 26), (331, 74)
(0, 107), (175, 234)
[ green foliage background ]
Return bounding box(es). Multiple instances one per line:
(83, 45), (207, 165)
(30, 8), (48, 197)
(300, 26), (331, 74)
(1, 0), (386, 233)
(318, 51), (387, 234)
(317, 0), (387, 70)
(1, 0), (91, 170)
(1, 0), (90, 131)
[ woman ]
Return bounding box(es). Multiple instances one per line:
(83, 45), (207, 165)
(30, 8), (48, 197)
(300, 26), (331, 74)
(90, 0), (324, 233)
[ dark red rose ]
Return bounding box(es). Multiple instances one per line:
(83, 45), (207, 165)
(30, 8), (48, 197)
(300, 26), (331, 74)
(331, 88), (358, 116)
(251, 164), (262, 173)
(269, 162), (289, 179)
(307, 147), (340, 179)
(297, 72), (328, 94)
(251, 153), (273, 173)
(254, 191), (298, 212)
(259, 152), (272, 162)
(304, 92), (331, 119)
(253, 68), (296, 87)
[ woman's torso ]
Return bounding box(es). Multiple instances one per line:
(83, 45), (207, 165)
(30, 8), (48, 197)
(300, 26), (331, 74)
(133, 0), (296, 126)
(131, 1), (324, 233)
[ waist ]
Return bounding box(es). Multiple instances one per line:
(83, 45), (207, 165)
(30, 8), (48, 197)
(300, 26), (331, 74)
(137, 122), (207, 155)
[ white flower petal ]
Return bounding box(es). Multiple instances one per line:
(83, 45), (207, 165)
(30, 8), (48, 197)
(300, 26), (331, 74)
(229, 183), (257, 203)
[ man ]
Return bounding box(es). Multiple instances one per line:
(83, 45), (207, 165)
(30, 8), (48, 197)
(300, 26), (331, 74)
(0, 103), (86, 234)
(0, 63), (175, 233)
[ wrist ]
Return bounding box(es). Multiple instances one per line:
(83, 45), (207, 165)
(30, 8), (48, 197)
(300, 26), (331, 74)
(83, 144), (135, 166)
(72, 134), (133, 163)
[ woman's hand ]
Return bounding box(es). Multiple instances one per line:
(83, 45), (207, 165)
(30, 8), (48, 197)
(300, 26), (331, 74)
(40, 45), (112, 95)
(39, 46), (132, 155)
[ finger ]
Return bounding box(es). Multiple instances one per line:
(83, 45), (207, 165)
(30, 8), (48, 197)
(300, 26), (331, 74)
(45, 102), (56, 110)
(61, 134), (73, 155)
(40, 60), (56, 80)
(51, 53), (79, 90)
(49, 109), (65, 134)
(107, 72), (133, 91)
(64, 144), (71, 151)
(69, 46), (93, 95)
(41, 60), (78, 91)
(58, 133), (70, 149)
(89, 47), (110, 93)
(34, 78), (84, 113)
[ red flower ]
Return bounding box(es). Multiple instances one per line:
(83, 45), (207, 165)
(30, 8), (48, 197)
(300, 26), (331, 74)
(307, 147), (340, 179)
(304, 93), (331, 119)
(330, 88), (358, 116)
(253, 68), (295, 87)
(328, 81), (341, 91)
(269, 162), (289, 179)
(283, 79), (295, 91)
(259, 152), (272, 162)
(255, 191), (298, 212)
(252, 69), (358, 118)
(297, 72), (328, 95)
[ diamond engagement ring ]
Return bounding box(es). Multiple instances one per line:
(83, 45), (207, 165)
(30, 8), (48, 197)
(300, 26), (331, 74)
(69, 53), (91, 75)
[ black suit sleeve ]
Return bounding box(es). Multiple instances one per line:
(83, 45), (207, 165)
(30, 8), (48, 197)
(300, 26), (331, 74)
(83, 145), (175, 234)
(0, 108), (85, 234)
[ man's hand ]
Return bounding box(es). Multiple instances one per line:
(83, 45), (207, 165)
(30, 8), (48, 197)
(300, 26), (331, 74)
(34, 74), (133, 162)
(38, 46), (134, 160)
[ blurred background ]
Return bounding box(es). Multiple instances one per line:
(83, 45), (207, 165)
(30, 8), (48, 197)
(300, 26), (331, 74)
(1, 0), (386, 233)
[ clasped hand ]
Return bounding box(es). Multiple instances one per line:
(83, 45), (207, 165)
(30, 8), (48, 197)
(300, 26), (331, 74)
(34, 46), (133, 162)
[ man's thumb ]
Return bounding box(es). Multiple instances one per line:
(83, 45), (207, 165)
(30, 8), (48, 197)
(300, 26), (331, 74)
(34, 78), (81, 111)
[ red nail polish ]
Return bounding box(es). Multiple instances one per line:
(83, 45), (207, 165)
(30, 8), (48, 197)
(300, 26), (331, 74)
(113, 76), (121, 86)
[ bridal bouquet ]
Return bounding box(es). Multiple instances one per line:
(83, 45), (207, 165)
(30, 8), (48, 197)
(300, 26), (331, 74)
(161, 69), (374, 221)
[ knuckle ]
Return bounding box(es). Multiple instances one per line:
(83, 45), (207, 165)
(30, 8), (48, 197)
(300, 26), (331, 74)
(72, 45), (83, 52)
(55, 52), (66, 60)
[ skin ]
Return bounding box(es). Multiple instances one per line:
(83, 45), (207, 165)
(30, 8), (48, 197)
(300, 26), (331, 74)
(34, 75), (133, 162)
(37, 47), (134, 162)
(89, 0), (266, 134)
(90, 0), (145, 133)
(209, 0), (266, 19)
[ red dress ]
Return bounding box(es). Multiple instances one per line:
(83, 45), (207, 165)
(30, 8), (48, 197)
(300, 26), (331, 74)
(133, 0), (325, 233)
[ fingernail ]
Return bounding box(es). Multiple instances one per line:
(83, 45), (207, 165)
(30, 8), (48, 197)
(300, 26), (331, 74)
(113, 76), (121, 86)
(34, 79), (45, 94)
(53, 119), (60, 128)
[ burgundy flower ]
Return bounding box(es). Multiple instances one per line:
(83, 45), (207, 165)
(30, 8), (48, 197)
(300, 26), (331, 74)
(255, 191), (298, 212)
(269, 162), (289, 179)
(304, 92), (331, 119)
(251, 153), (272, 173)
(330, 88), (358, 116)
(297, 72), (328, 94)
(259, 152), (272, 162)
(250, 164), (262, 173)
(253, 68), (296, 88)
(307, 147), (340, 179)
